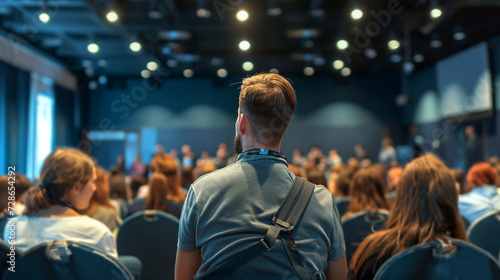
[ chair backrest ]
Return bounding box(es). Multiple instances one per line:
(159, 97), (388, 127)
(461, 215), (470, 230)
(467, 210), (500, 259)
(4, 240), (133, 280)
(374, 239), (500, 280)
(117, 210), (179, 280)
(335, 198), (350, 217)
(342, 210), (389, 265)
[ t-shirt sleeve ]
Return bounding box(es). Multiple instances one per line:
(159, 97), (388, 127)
(96, 230), (118, 259)
(329, 198), (346, 260)
(177, 188), (199, 252)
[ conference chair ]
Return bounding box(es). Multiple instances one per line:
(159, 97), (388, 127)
(373, 239), (500, 280)
(335, 198), (350, 217)
(461, 215), (470, 230)
(4, 240), (134, 280)
(467, 210), (500, 259)
(117, 210), (179, 280)
(342, 210), (389, 265)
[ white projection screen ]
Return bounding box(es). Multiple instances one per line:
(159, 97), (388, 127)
(437, 42), (493, 120)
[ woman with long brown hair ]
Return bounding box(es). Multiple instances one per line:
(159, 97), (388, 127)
(150, 153), (186, 202)
(81, 167), (121, 232)
(127, 172), (183, 218)
(342, 166), (390, 220)
(3, 148), (117, 257)
(349, 154), (467, 280)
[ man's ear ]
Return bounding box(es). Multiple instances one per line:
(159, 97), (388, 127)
(238, 114), (248, 135)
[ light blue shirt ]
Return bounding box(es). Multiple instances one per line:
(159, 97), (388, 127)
(459, 185), (500, 224)
(178, 152), (345, 279)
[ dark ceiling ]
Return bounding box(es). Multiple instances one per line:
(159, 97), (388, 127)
(1, 0), (500, 82)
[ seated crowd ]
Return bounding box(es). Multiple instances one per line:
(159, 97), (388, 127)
(1, 140), (500, 278)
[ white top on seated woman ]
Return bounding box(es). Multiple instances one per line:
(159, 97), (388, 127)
(3, 148), (117, 258)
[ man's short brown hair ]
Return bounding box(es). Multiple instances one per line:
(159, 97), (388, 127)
(239, 73), (297, 146)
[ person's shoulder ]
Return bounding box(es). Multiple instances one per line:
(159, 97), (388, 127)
(70, 216), (112, 233)
(190, 161), (240, 189)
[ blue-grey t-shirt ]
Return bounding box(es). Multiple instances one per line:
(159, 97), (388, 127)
(178, 152), (346, 278)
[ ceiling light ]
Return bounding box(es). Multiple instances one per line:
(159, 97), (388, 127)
(333, 60), (344, 70)
(129, 42), (141, 52)
(242, 61), (254, 71)
(106, 11), (118, 22)
(89, 81), (98, 90)
(167, 60), (178, 68)
(87, 43), (99, 54)
(341, 67), (351, 77)
(269, 68), (279, 74)
(81, 60), (92, 68)
(239, 40), (251, 51)
(196, 8), (211, 18)
(336, 40), (349, 50)
(147, 61), (158, 71)
(217, 68), (228, 78)
(388, 40), (400, 50)
(365, 48), (377, 59)
(97, 59), (108, 67)
(236, 10), (249, 21)
(141, 70), (151, 79)
(454, 31), (466, 41)
(390, 54), (402, 63)
(303, 67), (314, 76)
(85, 68), (95, 77)
(413, 54), (424, 63)
(39, 12), (50, 23)
(430, 8), (442, 18)
(98, 75), (108, 85)
(267, 7), (282, 16)
(351, 9), (363, 20)
(183, 69), (194, 78)
(313, 57), (325, 66)
(430, 39), (442, 48)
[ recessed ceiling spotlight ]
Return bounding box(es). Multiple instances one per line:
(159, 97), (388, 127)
(365, 48), (377, 59)
(97, 59), (108, 68)
(87, 43), (99, 53)
(336, 40), (349, 50)
(236, 10), (249, 21)
(129, 42), (141, 52)
(183, 69), (194, 78)
(454, 31), (466, 41)
(430, 39), (442, 48)
(217, 68), (228, 78)
(167, 60), (178, 68)
(388, 40), (400, 50)
(341, 67), (351, 77)
(196, 8), (211, 18)
(242, 61), (254, 71)
(269, 68), (279, 74)
(239, 40), (251, 51)
(39, 12), (50, 23)
(413, 54), (425, 63)
(147, 61), (158, 71)
(333, 60), (344, 70)
(141, 70), (151, 79)
(106, 11), (118, 22)
(267, 7), (282, 17)
(390, 54), (402, 63)
(303, 66), (314, 76)
(351, 9), (363, 20)
(430, 8), (442, 18)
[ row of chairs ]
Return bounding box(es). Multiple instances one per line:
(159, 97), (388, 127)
(0, 210), (179, 280)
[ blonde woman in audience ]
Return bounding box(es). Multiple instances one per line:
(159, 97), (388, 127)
(4, 148), (117, 258)
(81, 167), (121, 232)
(349, 154), (467, 280)
(342, 166), (390, 221)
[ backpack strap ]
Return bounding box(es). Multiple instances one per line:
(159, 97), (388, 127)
(195, 176), (315, 279)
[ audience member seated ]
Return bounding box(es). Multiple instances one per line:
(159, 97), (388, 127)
(378, 137), (397, 170)
(342, 166), (390, 221)
(450, 168), (468, 194)
(349, 154), (467, 280)
(127, 155), (146, 177)
(127, 172), (183, 218)
(386, 165), (403, 203)
(81, 167), (121, 232)
(459, 162), (500, 224)
(130, 175), (146, 199)
(109, 173), (130, 217)
(137, 153), (186, 202)
(4, 148), (117, 258)
(306, 169), (327, 186)
(14, 174), (32, 215)
(331, 170), (351, 202)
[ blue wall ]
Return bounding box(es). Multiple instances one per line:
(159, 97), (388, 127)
(87, 72), (402, 162)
